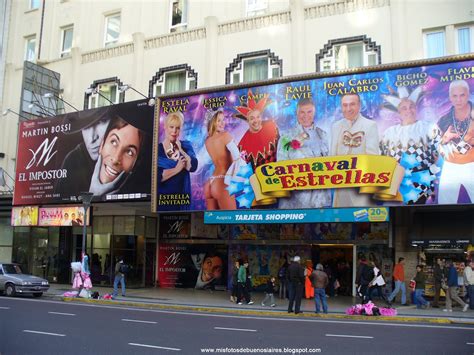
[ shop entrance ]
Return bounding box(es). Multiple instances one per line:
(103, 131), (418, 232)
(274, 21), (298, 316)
(311, 244), (354, 297)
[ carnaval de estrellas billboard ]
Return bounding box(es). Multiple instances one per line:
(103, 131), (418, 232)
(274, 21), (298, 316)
(14, 99), (154, 206)
(152, 55), (474, 212)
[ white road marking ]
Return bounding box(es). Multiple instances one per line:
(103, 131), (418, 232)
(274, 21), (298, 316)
(214, 326), (257, 332)
(0, 306), (10, 309)
(326, 334), (373, 339)
(129, 343), (180, 351)
(467, 342), (474, 345)
(23, 330), (66, 337)
(122, 318), (157, 324)
(48, 311), (75, 316)
(7, 297), (474, 331)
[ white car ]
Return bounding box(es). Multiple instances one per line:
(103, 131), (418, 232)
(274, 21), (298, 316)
(0, 263), (49, 297)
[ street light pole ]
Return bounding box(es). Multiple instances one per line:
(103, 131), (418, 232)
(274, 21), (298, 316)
(79, 192), (94, 257)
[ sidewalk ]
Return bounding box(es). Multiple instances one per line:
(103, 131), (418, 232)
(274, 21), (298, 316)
(45, 284), (474, 324)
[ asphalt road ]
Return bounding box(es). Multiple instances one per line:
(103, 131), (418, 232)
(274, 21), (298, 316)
(0, 297), (473, 355)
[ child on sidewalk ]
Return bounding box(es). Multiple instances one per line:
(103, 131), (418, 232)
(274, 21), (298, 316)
(261, 276), (277, 307)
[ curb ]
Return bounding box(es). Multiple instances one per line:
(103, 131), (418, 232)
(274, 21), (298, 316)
(61, 297), (474, 325)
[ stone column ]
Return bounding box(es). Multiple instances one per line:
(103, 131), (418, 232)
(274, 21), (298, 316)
(132, 32), (146, 99)
(289, 0), (305, 75)
(204, 16), (218, 87)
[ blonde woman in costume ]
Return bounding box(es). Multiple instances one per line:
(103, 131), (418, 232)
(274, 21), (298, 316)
(204, 109), (245, 210)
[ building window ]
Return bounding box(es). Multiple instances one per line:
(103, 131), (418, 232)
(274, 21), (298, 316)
(316, 36), (380, 72)
(84, 77), (124, 109)
(424, 30), (445, 58)
(246, 0), (268, 16)
(25, 36), (36, 62)
(60, 26), (73, 57)
(149, 65), (197, 96)
(104, 13), (121, 47)
(170, 0), (187, 33)
(29, 0), (40, 10)
(457, 26), (472, 54)
(226, 50), (282, 85)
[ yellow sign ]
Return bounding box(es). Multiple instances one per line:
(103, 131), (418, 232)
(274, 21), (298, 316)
(251, 155), (404, 205)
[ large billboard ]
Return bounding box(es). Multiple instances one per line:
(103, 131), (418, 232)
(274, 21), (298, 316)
(14, 99), (154, 205)
(153, 55), (474, 212)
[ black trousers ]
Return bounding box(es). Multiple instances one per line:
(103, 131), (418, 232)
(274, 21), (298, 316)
(237, 282), (250, 303)
(288, 282), (303, 313)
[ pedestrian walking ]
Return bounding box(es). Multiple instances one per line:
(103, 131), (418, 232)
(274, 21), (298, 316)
(387, 257), (407, 305)
(432, 258), (446, 308)
(464, 260), (474, 310)
(112, 257), (127, 299)
(261, 276), (277, 307)
(413, 265), (430, 309)
(444, 260), (469, 312)
(278, 261), (288, 299)
(309, 263), (329, 314)
(368, 260), (391, 307)
(236, 261), (253, 305)
(356, 255), (373, 303)
(287, 256), (305, 314)
(230, 260), (240, 303)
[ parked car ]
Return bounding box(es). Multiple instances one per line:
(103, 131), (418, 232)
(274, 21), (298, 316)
(0, 263), (49, 297)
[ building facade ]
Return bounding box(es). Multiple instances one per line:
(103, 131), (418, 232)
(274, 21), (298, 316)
(0, 0), (473, 293)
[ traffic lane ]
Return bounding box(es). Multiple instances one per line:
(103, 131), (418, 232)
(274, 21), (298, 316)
(0, 298), (190, 354)
(1, 298), (474, 355)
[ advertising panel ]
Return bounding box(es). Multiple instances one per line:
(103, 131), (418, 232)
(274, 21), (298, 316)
(157, 243), (227, 289)
(38, 206), (90, 226)
(153, 56), (474, 212)
(14, 99), (154, 205)
(11, 206), (39, 226)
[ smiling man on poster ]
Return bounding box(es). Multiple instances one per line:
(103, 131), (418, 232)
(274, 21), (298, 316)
(277, 98), (332, 208)
(330, 93), (380, 207)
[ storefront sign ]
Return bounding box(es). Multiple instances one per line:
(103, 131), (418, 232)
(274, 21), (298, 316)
(411, 239), (472, 246)
(38, 206), (90, 226)
(204, 208), (389, 224)
(11, 206), (39, 226)
(13, 99), (154, 205)
(153, 56), (474, 212)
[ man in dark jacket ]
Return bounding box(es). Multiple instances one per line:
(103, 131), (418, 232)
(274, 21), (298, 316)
(310, 263), (329, 313)
(432, 258), (445, 308)
(356, 256), (373, 302)
(287, 256), (305, 314)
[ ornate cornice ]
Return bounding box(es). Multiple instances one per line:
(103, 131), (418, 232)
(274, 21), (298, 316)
(144, 28), (206, 50)
(81, 43), (134, 64)
(218, 11), (290, 36)
(225, 49), (282, 85)
(148, 64), (198, 97)
(83, 76), (125, 109)
(305, 0), (390, 19)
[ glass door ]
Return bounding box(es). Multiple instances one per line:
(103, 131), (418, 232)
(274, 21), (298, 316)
(30, 227), (49, 279)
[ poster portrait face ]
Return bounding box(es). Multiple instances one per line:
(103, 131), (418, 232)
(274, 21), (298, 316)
(201, 255), (223, 282)
(247, 109), (263, 132)
(296, 102), (315, 128)
(99, 122), (142, 184)
(341, 94), (361, 121)
(82, 118), (110, 161)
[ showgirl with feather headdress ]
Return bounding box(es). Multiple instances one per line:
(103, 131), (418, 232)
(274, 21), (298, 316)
(380, 85), (441, 204)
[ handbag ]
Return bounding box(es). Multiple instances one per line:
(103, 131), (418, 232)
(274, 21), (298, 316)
(441, 278), (449, 290)
(409, 279), (416, 290)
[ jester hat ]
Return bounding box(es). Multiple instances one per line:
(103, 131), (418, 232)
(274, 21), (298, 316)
(234, 89), (272, 120)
